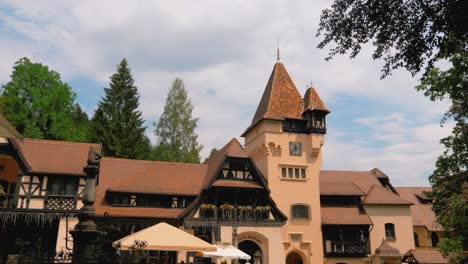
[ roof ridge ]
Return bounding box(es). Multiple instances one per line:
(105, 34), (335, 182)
(103, 157), (206, 167)
(321, 169), (372, 173)
(263, 63), (279, 116)
(23, 138), (101, 146)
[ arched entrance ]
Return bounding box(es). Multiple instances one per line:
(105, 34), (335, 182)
(286, 251), (303, 264)
(238, 240), (262, 264)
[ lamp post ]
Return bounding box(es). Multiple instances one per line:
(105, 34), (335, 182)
(70, 146), (101, 263)
(232, 224), (238, 264)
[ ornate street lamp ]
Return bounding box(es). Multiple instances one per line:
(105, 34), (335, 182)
(70, 146), (101, 263)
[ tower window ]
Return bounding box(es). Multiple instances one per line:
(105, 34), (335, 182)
(414, 232), (420, 247)
(431, 232), (439, 247)
(291, 204), (310, 219)
(385, 223), (396, 240)
(280, 166), (307, 180)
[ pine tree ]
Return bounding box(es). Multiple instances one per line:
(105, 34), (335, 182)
(91, 59), (150, 159)
(153, 78), (203, 163)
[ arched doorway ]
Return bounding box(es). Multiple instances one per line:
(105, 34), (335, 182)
(286, 251), (303, 264)
(238, 240), (262, 264)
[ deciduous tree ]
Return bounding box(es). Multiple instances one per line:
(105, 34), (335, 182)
(1, 57), (89, 142)
(153, 78), (202, 163)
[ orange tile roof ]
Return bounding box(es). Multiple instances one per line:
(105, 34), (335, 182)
(320, 182), (366, 196)
(403, 248), (447, 264)
(12, 138), (101, 176)
(395, 187), (443, 231)
(211, 179), (263, 189)
(303, 87), (329, 113)
(321, 206), (372, 225)
(107, 161), (207, 195)
(320, 170), (382, 193)
(363, 185), (413, 205)
(249, 62), (303, 124)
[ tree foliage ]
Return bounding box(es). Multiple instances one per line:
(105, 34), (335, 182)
(1, 57), (89, 141)
(91, 59), (150, 159)
(317, 0), (467, 261)
(153, 78), (202, 163)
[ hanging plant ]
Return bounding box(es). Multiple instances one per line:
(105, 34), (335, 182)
(200, 203), (215, 211)
(255, 205), (271, 213)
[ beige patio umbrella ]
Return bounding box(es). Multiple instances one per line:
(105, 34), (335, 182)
(112, 222), (216, 252)
(0, 113), (22, 139)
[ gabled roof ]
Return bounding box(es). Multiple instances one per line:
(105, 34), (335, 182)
(363, 185), (413, 205)
(251, 62), (303, 124)
(202, 138), (261, 189)
(303, 87), (330, 113)
(0, 113), (22, 139)
(107, 161), (207, 195)
(321, 206), (372, 225)
(10, 138), (101, 176)
(395, 187), (443, 231)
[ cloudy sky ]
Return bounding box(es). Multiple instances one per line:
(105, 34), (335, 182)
(0, 0), (452, 186)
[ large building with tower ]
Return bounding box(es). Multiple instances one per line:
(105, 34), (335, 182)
(0, 61), (447, 264)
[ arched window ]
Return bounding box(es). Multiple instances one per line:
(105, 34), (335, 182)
(414, 232), (420, 247)
(385, 223), (396, 240)
(291, 204), (310, 219)
(431, 232), (439, 247)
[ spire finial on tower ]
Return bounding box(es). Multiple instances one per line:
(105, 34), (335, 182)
(276, 34), (280, 62)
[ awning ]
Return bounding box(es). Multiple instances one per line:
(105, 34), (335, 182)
(112, 222), (216, 252)
(202, 245), (251, 260)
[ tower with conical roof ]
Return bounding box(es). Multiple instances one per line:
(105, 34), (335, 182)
(242, 61), (330, 264)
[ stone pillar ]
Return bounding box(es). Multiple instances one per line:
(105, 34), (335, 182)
(70, 147), (101, 263)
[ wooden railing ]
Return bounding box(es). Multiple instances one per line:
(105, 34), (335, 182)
(324, 240), (369, 257)
(199, 204), (270, 222)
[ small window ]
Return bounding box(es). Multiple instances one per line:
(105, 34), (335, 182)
(288, 168), (293, 178)
(385, 223), (396, 240)
(282, 168), (287, 178)
(291, 204), (310, 219)
(301, 168), (306, 179)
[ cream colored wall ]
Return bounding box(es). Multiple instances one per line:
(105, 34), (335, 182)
(413, 226), (442, 248)
(325, 257), (370, 264)
(364, 205), (415, 254)
(220, 226), (284, 264)
(56, 216), (78, 253)
(244, 120), (325, 264)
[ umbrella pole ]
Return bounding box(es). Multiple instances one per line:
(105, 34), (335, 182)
(232, 225), (238, 264)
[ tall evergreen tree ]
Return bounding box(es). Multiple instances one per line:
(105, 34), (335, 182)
(91, 59), (150, 159)
(153, 78), (202, 163)
(1, 57), (89, 142)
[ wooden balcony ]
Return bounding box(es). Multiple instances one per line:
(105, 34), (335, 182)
(324, 240), (370, 257)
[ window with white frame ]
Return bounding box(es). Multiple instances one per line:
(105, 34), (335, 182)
(281, 166), (306, 180)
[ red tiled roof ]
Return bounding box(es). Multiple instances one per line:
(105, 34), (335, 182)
(107, 161), (207, 195)
(303, 87), (329, 113)
(395, 187), (443, 231)
(251, 62), (303, 124)
(212, 179), (263, 189)
(12, 138), (101, 176)
(321, 206), (372, 225)
(320, 182), (366, 196)
(363, 185), (413, 205)
(320, 170), (382, 193)
(403, 249), (447, 264)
